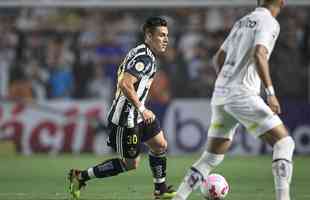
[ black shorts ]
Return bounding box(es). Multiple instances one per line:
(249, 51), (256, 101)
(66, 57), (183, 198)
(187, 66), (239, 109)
(107, 118), (162, 158)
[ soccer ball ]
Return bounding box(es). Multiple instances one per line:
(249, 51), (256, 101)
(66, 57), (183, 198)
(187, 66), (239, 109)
(200, 173), (229, 200)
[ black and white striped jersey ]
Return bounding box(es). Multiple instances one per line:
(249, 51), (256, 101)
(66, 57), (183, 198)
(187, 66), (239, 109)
(108, 43), (157, 128)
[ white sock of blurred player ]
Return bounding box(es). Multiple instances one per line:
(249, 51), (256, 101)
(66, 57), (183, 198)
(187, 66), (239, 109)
(272, 136), (295, 200)
(173, 151), (224, 200)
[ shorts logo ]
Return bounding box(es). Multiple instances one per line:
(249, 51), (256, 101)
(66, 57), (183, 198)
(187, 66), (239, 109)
(128, 147), (137, 157)
(135, 62), (145, 72)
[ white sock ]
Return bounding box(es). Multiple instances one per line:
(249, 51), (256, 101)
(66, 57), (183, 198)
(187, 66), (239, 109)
(192, 151), (224, 178)
(173, 151), (224, 200)
(272, 136), (295, 200)
(174, 167), (203, 200)
(272, 160), (293, 200)
(87, 167), (96, 179)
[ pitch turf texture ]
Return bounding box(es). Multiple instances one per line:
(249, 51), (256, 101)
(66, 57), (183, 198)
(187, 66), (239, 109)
(0, 154), (308, 200)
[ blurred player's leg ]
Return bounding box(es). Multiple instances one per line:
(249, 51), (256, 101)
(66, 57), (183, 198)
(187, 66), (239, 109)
(224, 96), (295, 200)
(81, 158), (129, 180)
(173, 105), (237, 200)
(68, 124), (142, 199)
(173, 138), (230, 200)
(261, 125), (295, 200)
(68, 157), (134, 200)
(145, 131), (176, 199)
(68, 157), (138, 199)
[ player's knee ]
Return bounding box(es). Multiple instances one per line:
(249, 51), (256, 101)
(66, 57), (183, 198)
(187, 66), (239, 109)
(151, 139), (167, 154)
(123, 158), (140, 170)
(273, 136), (295, 162)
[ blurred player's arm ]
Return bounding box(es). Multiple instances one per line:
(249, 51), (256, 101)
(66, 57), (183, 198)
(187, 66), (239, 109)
(254, 45), (273, 89)
(119, 72), (155, 124)
(254, 44), (281, 114)
(212, 48), (226, 75)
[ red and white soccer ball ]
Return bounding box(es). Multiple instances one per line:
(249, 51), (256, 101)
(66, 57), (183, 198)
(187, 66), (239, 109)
(200, 173), (229, 200)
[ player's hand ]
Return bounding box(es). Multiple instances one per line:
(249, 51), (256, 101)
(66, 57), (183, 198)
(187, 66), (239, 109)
(267, 95), (281, 114)
(141, 109), (156, 125)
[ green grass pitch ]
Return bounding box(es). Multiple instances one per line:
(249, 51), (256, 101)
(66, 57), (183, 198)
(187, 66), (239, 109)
(0, 154), (308, 200)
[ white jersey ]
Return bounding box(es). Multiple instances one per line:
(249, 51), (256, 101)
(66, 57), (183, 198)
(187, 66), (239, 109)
(211, 7), (280, 105)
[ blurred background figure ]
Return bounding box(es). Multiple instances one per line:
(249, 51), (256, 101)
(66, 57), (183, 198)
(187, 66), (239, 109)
(25, 59), (49, 101)
(46, 37), (75, 99)
(9, 67), (33, 101)
(0, 6), (307, 101)
(86, 62), (113, 104)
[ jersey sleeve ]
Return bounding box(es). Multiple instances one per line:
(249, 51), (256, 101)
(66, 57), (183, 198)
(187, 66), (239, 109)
(254, 19), (279, 53)
(125, 55), (153, 79)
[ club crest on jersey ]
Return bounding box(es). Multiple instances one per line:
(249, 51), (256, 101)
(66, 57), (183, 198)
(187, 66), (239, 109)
(135, 62), (145, 72)
(128, 147), (137, 157)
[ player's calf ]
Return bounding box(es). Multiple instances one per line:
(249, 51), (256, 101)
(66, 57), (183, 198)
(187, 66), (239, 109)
(149, 150), (176, 198)
(80, 158), (128, 181)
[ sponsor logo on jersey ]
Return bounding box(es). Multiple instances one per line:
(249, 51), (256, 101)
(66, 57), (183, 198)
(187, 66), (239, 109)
(135, 62), (145, 72)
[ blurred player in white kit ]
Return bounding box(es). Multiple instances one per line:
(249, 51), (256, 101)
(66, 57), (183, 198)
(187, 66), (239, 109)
(173, 0), (295, 200)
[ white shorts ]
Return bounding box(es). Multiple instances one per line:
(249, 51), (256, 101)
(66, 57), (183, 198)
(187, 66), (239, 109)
(208, 95), (283, 139)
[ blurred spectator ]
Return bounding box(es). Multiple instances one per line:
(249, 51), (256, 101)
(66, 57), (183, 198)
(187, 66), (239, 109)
(0, 17), (18, 97)
(272, 14), (308, 99)
(86, 64), (113, 104)
(48, 65), (74, 99)
(198, 63), (217, 97)
(178, 13), (205, 62)
(25, 59), (49, 101)
(301, 13), (310, 66)
(0, 56), (9, 98)
(78, 12), (101, 66)
(114, 13), (139, 52)
(149, 69), (171, 106)
(205, 8), (224, 32)
(9, 67), (33, 100)
(160, 47), (188, 97)
(0, 6), (307, 101)
(47, 37), (74, 98)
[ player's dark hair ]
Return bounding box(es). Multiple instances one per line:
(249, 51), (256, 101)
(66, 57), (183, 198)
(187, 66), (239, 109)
(142, 16), (167, 36)
(258, 0), (277, 6)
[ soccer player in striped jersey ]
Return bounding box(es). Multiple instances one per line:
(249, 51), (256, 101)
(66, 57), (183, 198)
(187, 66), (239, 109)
(68, 16), (176, 200)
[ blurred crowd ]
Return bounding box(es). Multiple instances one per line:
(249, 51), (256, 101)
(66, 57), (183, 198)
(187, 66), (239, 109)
(0, 6), (309, 106)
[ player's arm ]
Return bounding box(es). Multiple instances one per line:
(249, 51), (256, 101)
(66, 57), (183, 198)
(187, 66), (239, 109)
(254, 18), (281, 114)
(119, 56), (155, 124)
(254, 45), (273, 89)
(254, 44), (281, 114)
(212, 48), (226, 75)
(119, 72), (143, 110)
